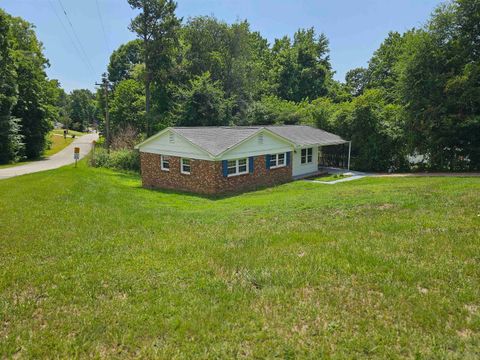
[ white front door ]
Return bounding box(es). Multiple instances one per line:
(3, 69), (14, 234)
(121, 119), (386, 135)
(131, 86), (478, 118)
(292, 146), (318, 177)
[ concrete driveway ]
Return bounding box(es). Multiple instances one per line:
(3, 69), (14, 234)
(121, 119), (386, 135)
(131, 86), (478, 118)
(0, 133), (98, 180)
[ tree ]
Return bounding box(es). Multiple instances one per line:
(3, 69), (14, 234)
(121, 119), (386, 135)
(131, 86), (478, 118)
(330, 89), (407, 171)
(108, 39), (143, 85)
(0, 10), (24, 164)
(110, 79), (146, 132)
(244, 96), (302, 126)
(44, 79), (68, 127)
(396, 0), (480, 170)
(182, 16), (271, 121)
(67, 89), (96, 132)
(271, 28), (333, 102)
(128, 0), (181, 135)
(8, 14), (52, 159)
(174, 72), (227, 126)
(366, 31), (406, 97)
(345, 67), (368, 96)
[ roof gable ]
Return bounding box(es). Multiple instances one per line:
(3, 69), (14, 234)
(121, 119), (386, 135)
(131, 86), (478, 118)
(135, 128), (213, 159)
(172, 127), (262, 156)
(219, 128), (295, 159)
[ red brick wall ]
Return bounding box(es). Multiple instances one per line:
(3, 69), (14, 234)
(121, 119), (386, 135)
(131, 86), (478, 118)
(140, 152), (292, 195)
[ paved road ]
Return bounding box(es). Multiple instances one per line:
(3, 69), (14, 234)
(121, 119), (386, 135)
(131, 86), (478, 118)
(0, 133), (98, 180)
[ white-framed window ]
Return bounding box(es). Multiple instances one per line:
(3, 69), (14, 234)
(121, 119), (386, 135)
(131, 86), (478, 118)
(181, 158), (191, 174)
(227, 158), (248, 176)
(301, 148), (313, 164)
(161, 155), (170, 171)
(270, 153), (286, 168)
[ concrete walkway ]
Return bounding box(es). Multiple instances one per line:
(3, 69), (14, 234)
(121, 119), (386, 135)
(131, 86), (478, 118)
(301, 167), (367, 185)
(0, 133), (98, 180)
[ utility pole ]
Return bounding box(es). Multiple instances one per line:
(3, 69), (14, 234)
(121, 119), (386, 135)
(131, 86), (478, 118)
(95, 73), (111, 150)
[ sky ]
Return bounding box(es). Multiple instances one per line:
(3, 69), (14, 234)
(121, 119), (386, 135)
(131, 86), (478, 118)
(2, 0), (443, 92)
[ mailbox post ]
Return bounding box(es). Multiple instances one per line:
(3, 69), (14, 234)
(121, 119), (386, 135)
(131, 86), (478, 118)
(74, 147), (80, 167)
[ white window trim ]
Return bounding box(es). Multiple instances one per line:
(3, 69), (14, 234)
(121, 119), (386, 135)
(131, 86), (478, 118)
(300, 148), (313, 165)
(180, 158), (191, 175)
(161, 155), (170, 171)
(270, 152), (287, 169)
(227, 158), (249, 177)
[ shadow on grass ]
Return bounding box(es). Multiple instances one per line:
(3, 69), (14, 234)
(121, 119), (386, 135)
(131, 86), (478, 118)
(109, 171), (289, 201)
(93, 164), (296, 201)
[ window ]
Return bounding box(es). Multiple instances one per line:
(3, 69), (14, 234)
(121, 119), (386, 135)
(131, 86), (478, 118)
(161, 155), (170, 171)
(181, 158), (191, 174)
(270, 153), (286, 168)
(301, 148), (313, 164)
(169, 133), (175, 143)
(227, 158), (248, 176)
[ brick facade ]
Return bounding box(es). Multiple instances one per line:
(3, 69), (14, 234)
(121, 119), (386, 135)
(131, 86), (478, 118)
(140, 152), (292, 195)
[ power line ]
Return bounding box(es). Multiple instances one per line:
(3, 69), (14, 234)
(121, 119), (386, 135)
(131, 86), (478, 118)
(48, 0), (92, 74)
(95, 0), (110, 54)
(56, 0), (96, 75)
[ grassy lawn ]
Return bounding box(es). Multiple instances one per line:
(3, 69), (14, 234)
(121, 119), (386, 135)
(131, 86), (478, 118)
(0, 164), (479, 358)
(51, 129), (85, 137)
(309, 173), (353, 182)
(44, 133), (74, 157)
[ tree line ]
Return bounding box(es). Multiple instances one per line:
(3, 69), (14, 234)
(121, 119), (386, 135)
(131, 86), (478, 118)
(0, 9), (100, 164)
(1, 0), (478, 171)
(102, 0), (479, 171)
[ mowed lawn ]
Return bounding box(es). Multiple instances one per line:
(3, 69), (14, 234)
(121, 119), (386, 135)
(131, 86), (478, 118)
(0, 164), (479, 358)
(44, 134), (73, 157)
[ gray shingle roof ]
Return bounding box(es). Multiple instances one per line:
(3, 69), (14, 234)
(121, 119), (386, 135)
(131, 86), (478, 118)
(171, 125), (347, 156)
(173, 127), (261, 156)
(265, 125), (346, 147)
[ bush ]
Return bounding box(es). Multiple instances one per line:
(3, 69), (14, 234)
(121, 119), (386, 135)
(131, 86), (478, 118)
(90, 147), (140, 172)
(90, 147), (111, 168)
(109, 149), (140, 172)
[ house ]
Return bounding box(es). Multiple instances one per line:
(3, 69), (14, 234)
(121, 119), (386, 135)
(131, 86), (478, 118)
(135, 125), (350, 194)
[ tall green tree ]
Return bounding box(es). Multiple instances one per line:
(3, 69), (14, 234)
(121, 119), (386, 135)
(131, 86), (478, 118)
(271, 28), (333, 102)
(110, 79), (146, 132)
(182, 16), (271, 120)
(397, 0), (480, 170)
(174, 72), (227, 126)
(345, 67), (368, 96)
(331, 89), (407, 171)
(67, 89), (96, 132)
(8, 14), (52, 159)
(108, 39), (143, 85)
(366, 31), (407, 96)
(0, 10), (23, 164)
(128, 0), (181, 135)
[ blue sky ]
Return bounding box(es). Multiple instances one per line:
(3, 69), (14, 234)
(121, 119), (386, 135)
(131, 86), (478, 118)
(2, 0), (443, 92)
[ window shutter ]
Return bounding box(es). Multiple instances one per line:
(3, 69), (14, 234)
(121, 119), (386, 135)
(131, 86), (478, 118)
(265, 154), (271, 169)
(249, 156), (254, 173)
(222, 160), (228, 177)
(286, 152), (291, 166)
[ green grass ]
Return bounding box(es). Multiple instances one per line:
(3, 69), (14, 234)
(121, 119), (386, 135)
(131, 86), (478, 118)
(44, 133), (74, 157)
(0, 163), (479, 358)
(51, 129), (85, 137)
(309, 173), (353, 182)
